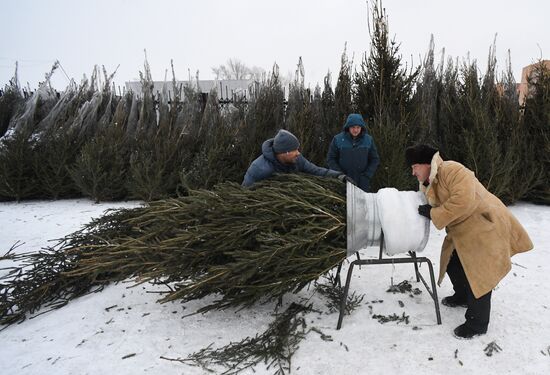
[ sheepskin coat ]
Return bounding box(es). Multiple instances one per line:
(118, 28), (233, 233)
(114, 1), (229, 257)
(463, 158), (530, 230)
(420, 153), (533, 298)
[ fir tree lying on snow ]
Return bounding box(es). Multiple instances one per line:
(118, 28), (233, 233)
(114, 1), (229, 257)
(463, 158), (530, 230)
(1, 174), (359, 374)
(0, 174), (348, 326)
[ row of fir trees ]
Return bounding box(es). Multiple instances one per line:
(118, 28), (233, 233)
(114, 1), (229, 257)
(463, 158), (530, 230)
(0, 7), (548, 205)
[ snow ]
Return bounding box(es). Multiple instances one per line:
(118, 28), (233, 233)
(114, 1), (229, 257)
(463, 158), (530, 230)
(376, 188), (430, 255)
(1, 199), (549, 375)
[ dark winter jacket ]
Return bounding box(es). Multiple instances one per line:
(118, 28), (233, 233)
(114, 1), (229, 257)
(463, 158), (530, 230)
(326, 117), (380, 191)
(242, 139), (341, 187)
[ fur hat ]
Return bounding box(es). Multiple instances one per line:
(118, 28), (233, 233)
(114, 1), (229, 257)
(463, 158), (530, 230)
(405, 144), (438, 166)
(273, 129), (300, 153)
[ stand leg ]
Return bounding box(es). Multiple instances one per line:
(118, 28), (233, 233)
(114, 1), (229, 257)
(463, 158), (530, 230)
(410, 251), (420, 282)
(333, 262), (343, 287)
(337, 261), (356, 330)
(426, 259), (442, 324)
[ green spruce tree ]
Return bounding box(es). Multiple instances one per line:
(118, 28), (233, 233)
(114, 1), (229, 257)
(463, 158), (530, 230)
(522, 61), (550, 203)
(354, 1), (419, 191)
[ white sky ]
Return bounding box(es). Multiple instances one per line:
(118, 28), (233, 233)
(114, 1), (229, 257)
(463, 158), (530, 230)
(1, 0), (548, 91)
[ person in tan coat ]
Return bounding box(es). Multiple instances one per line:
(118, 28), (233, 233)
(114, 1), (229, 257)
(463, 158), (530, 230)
(405, 144), (533, 339)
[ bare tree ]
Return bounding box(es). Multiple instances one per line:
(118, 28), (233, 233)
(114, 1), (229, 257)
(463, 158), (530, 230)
(212, 58), (264, 81)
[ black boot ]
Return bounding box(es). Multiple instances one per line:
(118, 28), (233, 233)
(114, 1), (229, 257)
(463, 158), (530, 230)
(453, 323), (486, 339)
(442, 294), (467, 308)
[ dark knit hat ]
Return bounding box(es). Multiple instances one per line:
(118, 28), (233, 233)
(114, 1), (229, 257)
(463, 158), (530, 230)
(405, 144), (438, 166)
(272, 129), (300, 153)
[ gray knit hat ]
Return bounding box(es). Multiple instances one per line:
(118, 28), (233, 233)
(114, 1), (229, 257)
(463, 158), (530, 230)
(272, 129), (300, 153)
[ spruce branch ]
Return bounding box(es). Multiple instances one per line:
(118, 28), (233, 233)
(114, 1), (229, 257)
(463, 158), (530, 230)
(161, 302), (312, 375)
(1, 174), (347, 326)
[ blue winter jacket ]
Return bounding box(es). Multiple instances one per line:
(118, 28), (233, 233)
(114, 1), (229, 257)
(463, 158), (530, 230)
(242, 138), (341, 187)
(326, 122), (380, 192)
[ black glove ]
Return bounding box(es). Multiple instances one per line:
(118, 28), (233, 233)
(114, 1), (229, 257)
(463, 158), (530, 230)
(337, 174), (357, 186)
(418, 204), (432, 220)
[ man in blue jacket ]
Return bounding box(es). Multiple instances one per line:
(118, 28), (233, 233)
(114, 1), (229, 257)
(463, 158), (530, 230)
(327, 113), (380, 192)
(242, 129), (347, 187)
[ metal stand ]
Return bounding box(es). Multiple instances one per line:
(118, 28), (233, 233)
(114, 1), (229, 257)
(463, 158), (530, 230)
(333, 252), (361, 287)
(336, 233), (442, 329)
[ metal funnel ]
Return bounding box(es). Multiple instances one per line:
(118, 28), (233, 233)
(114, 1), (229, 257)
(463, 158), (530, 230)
(346, 182), (382, 257)
(346, 183), (430, 257)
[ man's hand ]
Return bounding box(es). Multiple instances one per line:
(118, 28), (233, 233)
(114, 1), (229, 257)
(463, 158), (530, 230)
(418, 204), (432, 220)
(337, 174), (357, 185)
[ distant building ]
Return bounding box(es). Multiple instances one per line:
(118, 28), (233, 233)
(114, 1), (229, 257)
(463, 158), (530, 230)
(124, 79), (257, 101)
(518, 60), (550, 104)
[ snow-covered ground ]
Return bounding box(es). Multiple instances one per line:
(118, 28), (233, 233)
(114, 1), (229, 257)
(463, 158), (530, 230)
(0, 199), (548, 375)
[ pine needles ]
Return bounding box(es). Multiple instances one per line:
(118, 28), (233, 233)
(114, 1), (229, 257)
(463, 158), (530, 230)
(314, 274), (364, 314)
(0, 174), (347, 326)
(164, 302), (311, 375)
(0, 207), (143, 326)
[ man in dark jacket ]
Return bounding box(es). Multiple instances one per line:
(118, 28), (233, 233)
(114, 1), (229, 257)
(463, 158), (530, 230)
(327, 113), (380, 192)
(242, 129), (345, 187)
